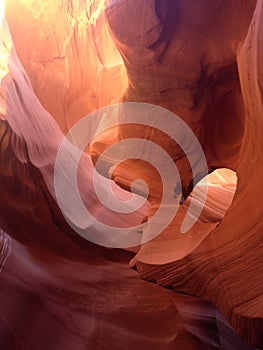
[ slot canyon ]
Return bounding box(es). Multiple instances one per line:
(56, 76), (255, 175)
(0, 0), (262, 349)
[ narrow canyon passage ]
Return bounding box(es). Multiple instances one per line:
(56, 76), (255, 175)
(0, 1), (262, 349)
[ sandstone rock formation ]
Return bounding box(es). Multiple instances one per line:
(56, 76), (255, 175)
(0, 0), (262, 349)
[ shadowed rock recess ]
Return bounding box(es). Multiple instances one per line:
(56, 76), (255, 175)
(0, 0), (262, 349)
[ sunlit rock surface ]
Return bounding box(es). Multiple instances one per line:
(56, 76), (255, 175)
(5, 0), (128, 132)
(0, 0), (262, 349)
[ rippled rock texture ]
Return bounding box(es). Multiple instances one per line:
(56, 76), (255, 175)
(0, 0), (262, 349)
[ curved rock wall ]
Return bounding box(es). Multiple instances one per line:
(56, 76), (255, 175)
(0, 0), (262, 348)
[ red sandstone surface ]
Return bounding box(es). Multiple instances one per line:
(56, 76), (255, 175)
(0, 0), (262, 349)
